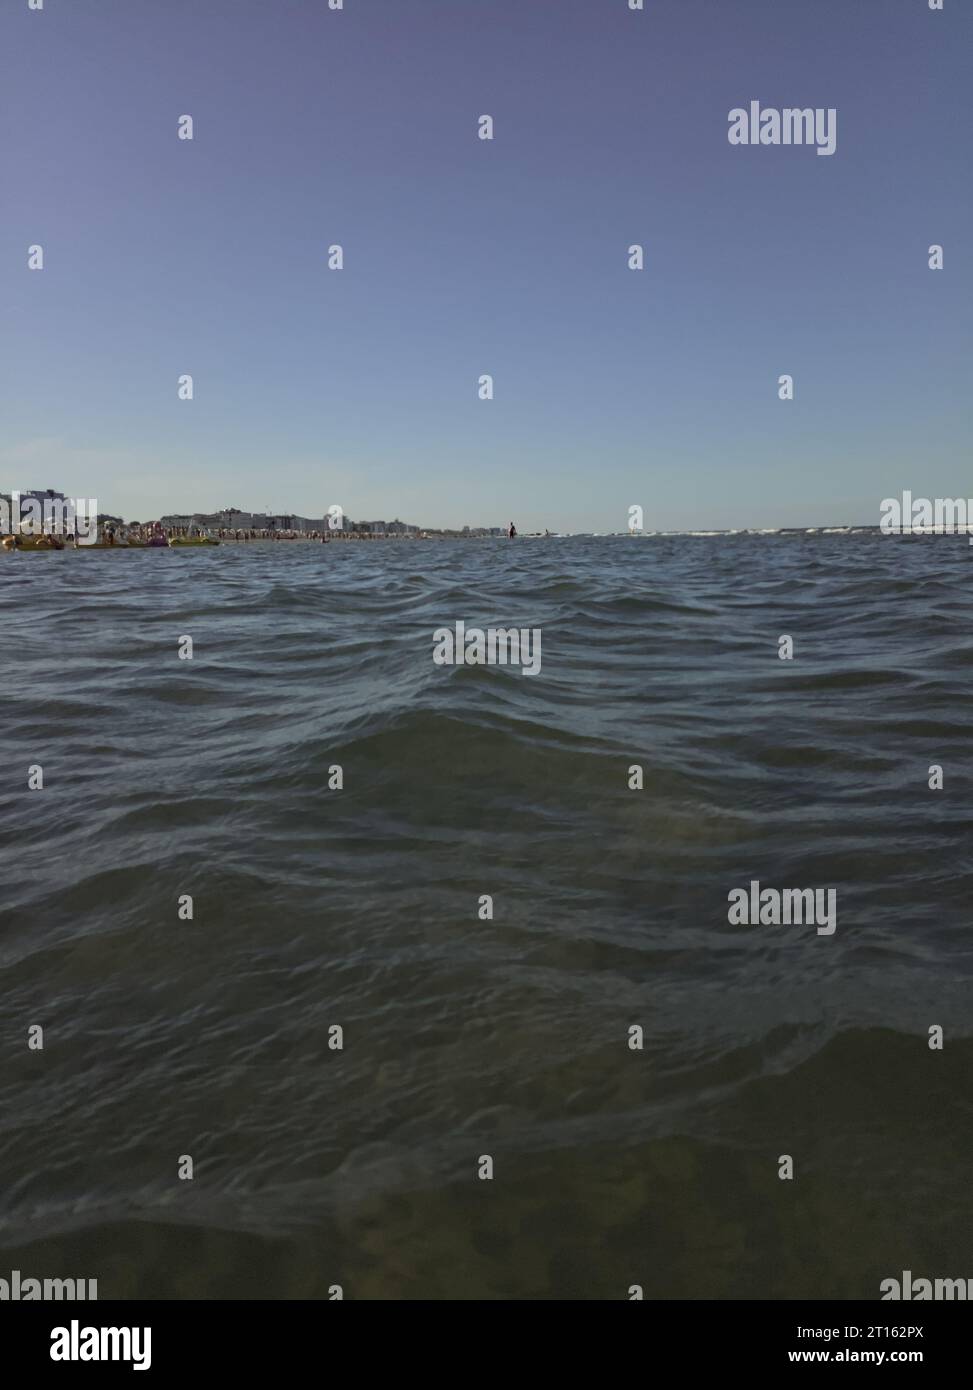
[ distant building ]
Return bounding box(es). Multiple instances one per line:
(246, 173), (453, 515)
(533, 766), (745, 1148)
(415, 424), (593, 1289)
(20, 488), (66, 505)
(351, 518), (420, 536)
(1, 488), (67, 512)
(72, 500), (487, 537)
(211, 509), (341, 533)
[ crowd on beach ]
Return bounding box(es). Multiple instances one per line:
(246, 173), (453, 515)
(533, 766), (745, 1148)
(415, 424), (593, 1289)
(2, 522), (174, 549)
(216, 528), (331, 541)
(2, 522), (386, 549)
(4, 521), (522, 549)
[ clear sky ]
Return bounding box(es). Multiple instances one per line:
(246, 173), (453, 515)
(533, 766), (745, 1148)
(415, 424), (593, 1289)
(2, 0), (970, 532)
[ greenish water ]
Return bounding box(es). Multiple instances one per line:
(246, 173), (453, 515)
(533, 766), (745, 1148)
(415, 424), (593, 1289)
(2, 534), (971, 1297)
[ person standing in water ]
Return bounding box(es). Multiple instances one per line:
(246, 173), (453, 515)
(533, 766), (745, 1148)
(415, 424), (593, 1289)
(507, 521), (517, 538)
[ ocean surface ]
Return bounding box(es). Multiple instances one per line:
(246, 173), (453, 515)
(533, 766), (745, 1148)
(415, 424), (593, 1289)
(1, 532), (971, 1299)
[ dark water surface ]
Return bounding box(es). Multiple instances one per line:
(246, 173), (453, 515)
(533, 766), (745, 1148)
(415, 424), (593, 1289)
(1, 533), (971, 1298)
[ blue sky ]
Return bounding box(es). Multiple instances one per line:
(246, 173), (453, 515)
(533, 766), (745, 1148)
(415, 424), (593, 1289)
(2, 0), (970, 531)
